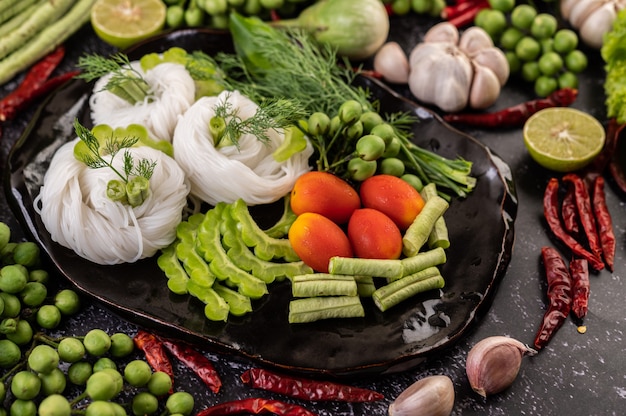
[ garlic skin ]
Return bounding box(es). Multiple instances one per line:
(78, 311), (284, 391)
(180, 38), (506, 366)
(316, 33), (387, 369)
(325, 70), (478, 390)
(388, 375), (455, 416)
(465, 336), (537, 398)
(560, 0), (625, 49)
(374, 42), (410, 84)
(407, 22), (509, 112)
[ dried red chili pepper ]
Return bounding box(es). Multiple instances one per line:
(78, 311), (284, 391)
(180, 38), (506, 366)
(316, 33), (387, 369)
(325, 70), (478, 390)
(543, 178), (604, 271)
(591, 176), (616, 271)
(133, 330), (174, 381)
(534, 246), (573, 350)
(0, 46), (66, 122)
(561, 183), (579, 236)
(442, 88), (578, 128)
(241, 368), (384, 402)
(161, 338), (221, 393)
(570, 258), (589, 320)
(561, 173), (602, 262)
(196, 398), (318, 416)
(442, 0), (489, 19)
(447, 5), (488, 28)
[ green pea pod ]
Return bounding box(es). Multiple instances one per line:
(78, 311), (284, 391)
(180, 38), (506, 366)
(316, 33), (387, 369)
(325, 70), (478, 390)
(187, 280), (230, 322)
(291, 274), (358, 298)
(288, 296), (365, 324)
(157, 243), (189, 295)
(230, 199), (300, 262)
(372, 267), (445, 312)
(228, 12), (278, 77)
(213, 283), (253, 316)
(197, 205), (268, 299)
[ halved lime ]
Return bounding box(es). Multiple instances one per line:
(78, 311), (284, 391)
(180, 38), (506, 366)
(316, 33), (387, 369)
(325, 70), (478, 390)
(91, 0), (166, 50)
(523, 107), (605, 172)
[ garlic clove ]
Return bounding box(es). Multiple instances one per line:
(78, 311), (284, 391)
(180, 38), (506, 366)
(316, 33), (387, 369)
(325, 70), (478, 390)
(560, 0), (578, 20)
(568, 0), (605, 29)
(374, 42), (410, 84)
(471, 47), (510, 86)
(388, 375), (455, 416)
(458, 26), (494, 56)
(465, 336), (537, 398)
(579, 2), (617, 49)
(424, 22), (459, 44)
(469, 64), (501, 110)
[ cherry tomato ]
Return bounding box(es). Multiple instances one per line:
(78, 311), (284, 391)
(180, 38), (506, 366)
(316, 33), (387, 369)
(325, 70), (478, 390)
(348, 208), (402, 260)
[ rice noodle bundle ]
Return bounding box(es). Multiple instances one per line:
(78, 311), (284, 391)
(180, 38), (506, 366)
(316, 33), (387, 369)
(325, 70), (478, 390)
(173, 90), (313, 206)
(36, 139), (190, 265)
(89, 62), (195, 143)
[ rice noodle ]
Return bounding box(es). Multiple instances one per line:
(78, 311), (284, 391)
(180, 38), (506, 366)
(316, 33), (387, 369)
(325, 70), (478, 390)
(35, 139), (190, 265)
(173, 90), (313, 206)
(89, 62), (195, 143)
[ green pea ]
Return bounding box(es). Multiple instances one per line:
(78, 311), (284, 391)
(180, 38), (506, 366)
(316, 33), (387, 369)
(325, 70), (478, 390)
(85, 401), (117, 416)
(110, 332), (134, 357)
(11, 371), (41, 400)
(28, 269), (49, 284)
(260, 0), (285, 9)
(10, 399), (37, 416)
(411, 0), (432, 14)
(0, 264), (28, 293)
(100, 368), (124, 396)
(356, 134), (386, 161)
(12, 242), (40, 268)
(307, 112), (331, 136)
(68, 361), (92, 385)
(86, 371), (118, 401)
(0, 222), (10, 251)
(36, 305), (62, 330)
(6, 319), (33, 346)
(381, 136), (401, 158)
(0, 242), (16, 264)
(39, 368), (67, 395)
(379, 157), (406, 177)
(83, 329), (111, 356)
(57, 337), (85, 363)
(54, 289), (80, 315)
(184, 7), (205, 27)
(344, 120), (364, 140)
(166, 391), (195, 415)
(0, 339), (21, 368)
(124, 360), (153, 387)
(132, 392), (159, 416)
(28, 344), (60, 375)
(348, 158), (377, 181)
(38, 394), (71, 416)
(147, 371), (173, 396)
(19, 282), (47, 307)
(166, 5), (185, 28)
(401, 174), (424, 192)
(93, 357), (117, 372)
(359, 111), (384, 133)
(338, 100), (363, 125)
(243, 0), (262, 14)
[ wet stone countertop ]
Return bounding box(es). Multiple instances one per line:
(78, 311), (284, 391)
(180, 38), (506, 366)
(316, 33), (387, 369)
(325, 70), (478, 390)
(1, 17), (625, 416)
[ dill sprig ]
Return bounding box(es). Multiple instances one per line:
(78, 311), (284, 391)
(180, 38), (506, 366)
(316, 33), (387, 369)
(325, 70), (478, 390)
(76, 53), (152, 105)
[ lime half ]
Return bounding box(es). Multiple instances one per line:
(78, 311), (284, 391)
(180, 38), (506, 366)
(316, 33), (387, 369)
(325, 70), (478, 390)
(91, 0), (166, 49)
(523, 107), (605, 172)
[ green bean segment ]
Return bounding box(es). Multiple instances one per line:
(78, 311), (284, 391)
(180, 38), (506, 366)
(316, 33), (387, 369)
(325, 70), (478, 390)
(420, 183), (450, 249)
(292, 274), (358, 298)
(373, 267), (445, 312)
(288, 296), (365, 324)
(398, 247), (447, 279)
(328, 257), (403, 279)
(402, 195), (449, 257)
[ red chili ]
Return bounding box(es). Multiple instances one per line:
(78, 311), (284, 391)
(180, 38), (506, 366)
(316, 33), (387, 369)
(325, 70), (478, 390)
(161, 338), (222, 393)
(196, 398), (318, 416)
(543, 178), (604, 271)
(442, 0), (489, 19)
(133, 330), (174, 382)
(443, 88), (578, 128)
(0, 46), (67, 122)
(241, 368), (384, 402)
(562, 173), (602, 262)
(591, 176), (616, 271)
(534, 246), (573, 350)
(561, 183), (579, 236)
(569, 258), (589, 320)
(447, 4), (488, 28)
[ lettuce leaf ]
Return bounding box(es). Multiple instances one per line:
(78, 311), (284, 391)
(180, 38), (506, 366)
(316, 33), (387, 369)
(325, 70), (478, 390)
(602, 9), (626, 123)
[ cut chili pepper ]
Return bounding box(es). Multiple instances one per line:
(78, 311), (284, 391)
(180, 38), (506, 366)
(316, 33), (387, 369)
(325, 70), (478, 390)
(591, 176), (616, 271)
(0, 46), (66, 122)
(534, 246), (573, 350)
(447, 4), (488, 28)
(570, 258), (589, 320)
(442, 88), (578, 128)
(543, 178), (604, 270)
(561, 183), (579, 236)
(133, 330), (174, 382)
(241, 368), (384, 402)
(196, 398), (318, 416)
(561, 173), (602, 262)
(442, 0), (489, 19)
(161, 338), (221, 393)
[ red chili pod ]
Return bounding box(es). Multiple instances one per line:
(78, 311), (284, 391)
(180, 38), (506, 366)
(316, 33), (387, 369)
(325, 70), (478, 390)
(161, 338), (222, 393)
(570, 258), (590, 320)
(591, 176), (616, 271)
(133, 330), (174, 382)
(196, 398), (318, 416)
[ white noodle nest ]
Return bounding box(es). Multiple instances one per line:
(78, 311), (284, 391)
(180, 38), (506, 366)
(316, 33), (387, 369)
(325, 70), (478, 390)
(173, 90), (313, 206)
(89, 62), (195, 143)
(36, 140), (190, 265)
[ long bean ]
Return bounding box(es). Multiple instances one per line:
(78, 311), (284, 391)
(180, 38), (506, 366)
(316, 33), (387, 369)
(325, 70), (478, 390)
(402, 195), (449, 257)
(0, 0), (39, 24)
(0, 0), (42, 38)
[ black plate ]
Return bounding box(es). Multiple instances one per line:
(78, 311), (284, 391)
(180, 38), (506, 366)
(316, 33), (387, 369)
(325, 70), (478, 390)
(5, 29), (517, 377)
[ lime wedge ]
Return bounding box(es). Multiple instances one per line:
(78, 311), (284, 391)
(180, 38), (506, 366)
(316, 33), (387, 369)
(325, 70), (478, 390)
(91, 0), (166, 49)
(523, 107), (605, 172)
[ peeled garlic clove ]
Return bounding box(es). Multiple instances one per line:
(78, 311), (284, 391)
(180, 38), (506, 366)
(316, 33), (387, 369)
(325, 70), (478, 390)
(388, 375), (455, 416)
(424, 22), (459, 44)
(458, 26), (494, 56)
(579, 2), (617, 49)
(466, 336), (537, 398)
(374, 42), (410, 84)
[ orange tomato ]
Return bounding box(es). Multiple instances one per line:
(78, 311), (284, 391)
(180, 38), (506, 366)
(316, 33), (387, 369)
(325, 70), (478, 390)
(290, 171), (361, 224)
(348, 208), (403, 260)
(288, 212), (353, 273)
(359, 174), (425, 230)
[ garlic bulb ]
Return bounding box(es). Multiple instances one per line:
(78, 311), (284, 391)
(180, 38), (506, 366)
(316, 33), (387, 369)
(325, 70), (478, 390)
(373, 42), (410, 84)
(408, 22), (509, 112)
(561, 0), (626, 49)
(388, 375), (455, 416)
(465, 336), (537, 398)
